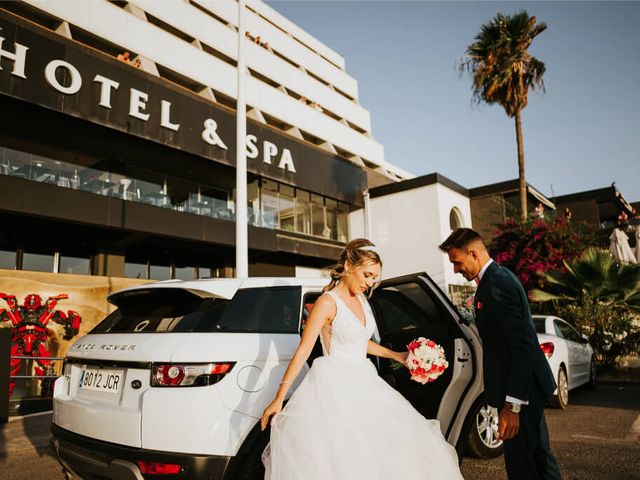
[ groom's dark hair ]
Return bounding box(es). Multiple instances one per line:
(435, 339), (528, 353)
(439, 228), (484, 252)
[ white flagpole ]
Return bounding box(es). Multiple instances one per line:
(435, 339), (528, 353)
(235, 0), (248, 278)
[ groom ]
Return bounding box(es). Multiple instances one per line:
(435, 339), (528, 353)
(439, 228), (562, 480)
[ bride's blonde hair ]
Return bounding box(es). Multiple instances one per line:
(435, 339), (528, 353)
(323, 238), (382, 293)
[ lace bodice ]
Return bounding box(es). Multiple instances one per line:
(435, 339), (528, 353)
(320, 290), (376, 360)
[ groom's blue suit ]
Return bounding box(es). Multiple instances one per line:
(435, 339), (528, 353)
(474, 261), (562, 480)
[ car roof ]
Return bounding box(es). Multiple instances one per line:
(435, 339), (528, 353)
(110, 277), (329, 301)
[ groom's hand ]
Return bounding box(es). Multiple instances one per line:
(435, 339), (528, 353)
(498, 404), (520, 440)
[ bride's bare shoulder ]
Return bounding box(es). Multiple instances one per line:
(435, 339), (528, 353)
(313, 293), (337, 324)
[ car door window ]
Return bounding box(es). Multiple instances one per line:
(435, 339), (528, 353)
(557, 321), (581, 343)
(553, 320), (565, 338)
(533, 317), (546, 334)
(373, 282), (446, 335)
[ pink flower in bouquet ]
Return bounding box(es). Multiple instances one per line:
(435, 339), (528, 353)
(405, 337), (448, 384)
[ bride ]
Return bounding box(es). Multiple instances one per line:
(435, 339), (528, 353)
(260, 238), (464, 479)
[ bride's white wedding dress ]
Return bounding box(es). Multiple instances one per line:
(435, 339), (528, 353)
(262, 290), (463, 479)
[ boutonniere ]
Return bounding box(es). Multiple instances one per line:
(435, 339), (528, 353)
(475, 301), (483, 310)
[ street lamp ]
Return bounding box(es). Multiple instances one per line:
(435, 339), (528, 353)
(235, 0), (248, 278)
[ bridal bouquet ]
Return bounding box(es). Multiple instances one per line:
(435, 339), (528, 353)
(405, 337), (448, 384)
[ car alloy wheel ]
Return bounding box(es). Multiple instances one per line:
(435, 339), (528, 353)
(558, 368), (569, 405)
(465, 400), (504, 459)
(476, 404), (502, 450)
(550, 367), (569, 409)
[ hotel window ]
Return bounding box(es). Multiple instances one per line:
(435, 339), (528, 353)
(172, 266), (195, 281)
(248, 180), (260, 226)
(22, 252), (55, 272)
(325, 198), (339, 241)
(310, 194), (328, 238)
(337, 202), (350, 243)
(150, 265), (171, 281)
(278, 185), (295, 232)
(261, 180), (279, 229)
(0, 250), (15, 270)
(125, 262), (148, 279)
(59, 255), (90, 275)
(294, 190), (312, 235)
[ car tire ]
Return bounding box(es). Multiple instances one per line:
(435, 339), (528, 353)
(549, 367), (569, 409)
(588, 357), (597, 389)
(234, 430), (270, 480)
(466, 401), (504, 459)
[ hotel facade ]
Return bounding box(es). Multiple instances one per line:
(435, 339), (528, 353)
(0, 0), (411, 282)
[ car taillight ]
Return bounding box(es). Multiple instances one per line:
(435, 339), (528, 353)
(540, 342), (554, 358)
(151, 362), (235, 387)
(137, 460), (183, 474)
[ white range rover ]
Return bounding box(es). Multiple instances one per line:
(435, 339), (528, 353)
(51, 274), (501, 480)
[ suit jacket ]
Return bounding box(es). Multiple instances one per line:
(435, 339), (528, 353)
(474, 262), (556, 408)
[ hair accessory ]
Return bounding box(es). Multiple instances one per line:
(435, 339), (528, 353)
(359, 245), (380, 255)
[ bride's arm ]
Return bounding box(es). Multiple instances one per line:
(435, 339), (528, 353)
(367, 340), (408, 364)
(260, 295), (334, 430)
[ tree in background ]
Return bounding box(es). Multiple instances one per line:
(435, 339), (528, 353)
(490, 214), (595, 291)
(531, 249), (640, 368)
(462, 11), (547, 222)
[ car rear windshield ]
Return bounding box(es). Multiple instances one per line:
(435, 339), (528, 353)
(533, 317), (545, 333)
(92, 286), (301, 334)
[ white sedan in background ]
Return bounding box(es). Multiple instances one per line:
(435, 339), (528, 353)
(533, 315), (596, 409)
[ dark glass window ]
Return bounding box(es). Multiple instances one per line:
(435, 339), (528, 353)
(217, 287), (301, 333)
(533, 317), (546, 334)
(125, 262), (148, 279)
(173, 266), (194, 281)
(150, 265), (171, 280)
(0, 250), (15, 270)
(92, 286), (301, 334)
(556, 320), (581, 343)
(22, 252), (54, 272)
(60, 256), (90, 275)
(553, 320), (564, 338)
(372, 282), (446, 335)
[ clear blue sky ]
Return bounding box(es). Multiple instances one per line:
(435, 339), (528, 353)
(268, 1), (640, 203)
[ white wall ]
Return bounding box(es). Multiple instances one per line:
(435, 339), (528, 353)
(433, 184), (474, 290)
(349, 183), (474, 293)
(295, 265), (328, 279)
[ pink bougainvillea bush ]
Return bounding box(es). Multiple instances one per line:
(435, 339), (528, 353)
(489, 215), (596, 291)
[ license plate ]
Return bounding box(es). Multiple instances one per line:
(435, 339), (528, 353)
(78, 367), (124, 393)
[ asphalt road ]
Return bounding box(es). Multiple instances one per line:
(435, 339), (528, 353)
(461, 382), (640, 480)
(1, 382), (638, 480)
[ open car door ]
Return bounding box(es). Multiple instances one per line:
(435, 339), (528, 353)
(369, 273), (476, 438)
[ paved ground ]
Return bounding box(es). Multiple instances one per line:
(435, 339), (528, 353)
(461, 382), (640, 479)
(1, 382), (639, 479)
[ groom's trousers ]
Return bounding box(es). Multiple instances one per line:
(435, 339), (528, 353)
(503, 381), (562, 480)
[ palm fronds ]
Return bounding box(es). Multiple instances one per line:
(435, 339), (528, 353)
(462, 11), (547, 118)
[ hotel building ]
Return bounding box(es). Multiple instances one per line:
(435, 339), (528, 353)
(0, 0), (411, 280)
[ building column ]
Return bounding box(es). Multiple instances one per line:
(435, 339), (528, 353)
(91, 253), (125, 277)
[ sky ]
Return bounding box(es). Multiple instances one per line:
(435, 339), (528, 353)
(268, 1), (640, 203)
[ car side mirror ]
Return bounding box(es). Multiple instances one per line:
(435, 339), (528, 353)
(580, 334), (589, 344)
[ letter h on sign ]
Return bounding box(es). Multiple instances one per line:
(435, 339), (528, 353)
(0, 37), (29, 79)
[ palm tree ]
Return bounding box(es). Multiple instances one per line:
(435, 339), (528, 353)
(531, 249), (640, 313)
(462, 11), (547, 223)
(531, 249), (640, 366)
